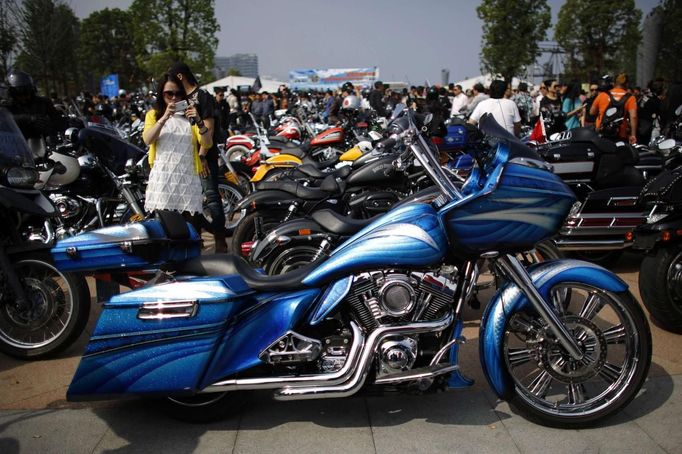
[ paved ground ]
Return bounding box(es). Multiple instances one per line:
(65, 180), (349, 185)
(1, 248), (681, 454)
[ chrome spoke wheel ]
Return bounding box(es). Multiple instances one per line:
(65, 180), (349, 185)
(0, 260), (75, 350)
(503, 283), (648, 423)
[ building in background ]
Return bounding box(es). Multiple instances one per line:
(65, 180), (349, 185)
(213, 54), (259, 78)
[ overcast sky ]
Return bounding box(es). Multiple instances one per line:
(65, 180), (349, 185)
(68, 0), (660, 84)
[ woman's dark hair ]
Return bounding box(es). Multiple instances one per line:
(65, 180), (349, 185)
(153, 73), (185, 116)
(565, 82), (581, 100)
(489, 80), (507, 99)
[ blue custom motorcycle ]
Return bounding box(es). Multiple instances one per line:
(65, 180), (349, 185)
(62, 112), (651, 428)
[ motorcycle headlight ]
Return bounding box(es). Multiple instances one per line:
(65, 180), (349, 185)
(4, 166), (39, 188)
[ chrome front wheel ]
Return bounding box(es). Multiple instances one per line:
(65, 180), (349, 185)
(502, 283), (651, 428)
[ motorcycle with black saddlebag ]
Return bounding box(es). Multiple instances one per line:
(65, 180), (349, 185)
(64, 112), (651, 428)
(0, 108), (90, 359)
(631, 164), (682, 332)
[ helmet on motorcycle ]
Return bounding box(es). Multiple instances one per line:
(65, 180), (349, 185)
(118, 89), (127, 98)
(7, 70), (36, 98)
(341, 82), (354, 94)
(341, 94), (361, 111)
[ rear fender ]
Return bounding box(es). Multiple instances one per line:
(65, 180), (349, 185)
(233, 190), (296, 215)
(250, 218), (325, 263)
(479, 259), (628, 399)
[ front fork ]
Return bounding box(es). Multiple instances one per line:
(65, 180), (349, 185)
(0, 246), (28, 310)
(493, 253), (583, 360)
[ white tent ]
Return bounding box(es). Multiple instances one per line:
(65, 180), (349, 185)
(454, 74), (533, 91)
(201, 75), (286, 93)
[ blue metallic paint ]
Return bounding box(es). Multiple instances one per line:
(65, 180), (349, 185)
(309, 276), (353, 325)
(68, 277), (255, 398)
(478, 260), (629, 399)
(440, 162), (575, 254)
(302, 204), (447, 286)
(51, 219), (200, 272)
(200, 288), (321, 387)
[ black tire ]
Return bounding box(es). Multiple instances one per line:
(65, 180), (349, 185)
(0, 257), (91, 359)
(639, 245), (682, 332)
(502, 284), (651, 428)
(160, 391), (247, 423)
(264, 244), (325, 275)
(231, 211), (285, 259)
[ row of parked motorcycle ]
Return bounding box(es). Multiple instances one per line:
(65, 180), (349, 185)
(0, 97), (679, 427)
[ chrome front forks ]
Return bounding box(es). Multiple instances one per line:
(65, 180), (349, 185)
(492, 253), (584, 361)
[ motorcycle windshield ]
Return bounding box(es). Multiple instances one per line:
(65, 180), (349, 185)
(478, 113), (542, 162)
(0, 108), (34, 168)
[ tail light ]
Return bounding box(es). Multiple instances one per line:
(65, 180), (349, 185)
(241, 241), (254, 256)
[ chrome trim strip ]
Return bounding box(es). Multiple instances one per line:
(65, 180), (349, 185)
(554, 239), (632, 251)
(137, 300), (198, 320)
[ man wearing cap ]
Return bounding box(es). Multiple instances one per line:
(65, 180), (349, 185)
(169, 61), (228, 253)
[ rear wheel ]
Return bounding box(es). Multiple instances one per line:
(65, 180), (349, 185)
(264, 244), (326, 275)
(231, 211), (285, 260)
(202, 180), (244, 231)
(502, 283), (651, 428)
(639, 245), (682, 332)
(161, 392), (246, 422)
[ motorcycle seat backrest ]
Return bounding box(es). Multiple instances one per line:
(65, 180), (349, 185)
(156, 210), (190, 240)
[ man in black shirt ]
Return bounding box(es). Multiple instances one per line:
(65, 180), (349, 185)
(169, 61), (228, 253)
(368, 80), (386, 116)
(5, 70), (65, 143)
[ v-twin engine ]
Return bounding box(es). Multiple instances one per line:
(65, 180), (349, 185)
(346, 271), (456, 331)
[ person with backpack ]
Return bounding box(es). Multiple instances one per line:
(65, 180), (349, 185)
(589, 73), (638, 144)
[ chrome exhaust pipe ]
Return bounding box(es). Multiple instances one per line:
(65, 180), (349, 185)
(200, 321), (365, 393)
(273, 312), (454, 401)
(554, 238), (632, 251)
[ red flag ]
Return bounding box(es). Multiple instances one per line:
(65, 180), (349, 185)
(529, 116), (546, 143)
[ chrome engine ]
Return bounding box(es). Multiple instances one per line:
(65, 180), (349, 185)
(347, 271), (456, 330)
(49, 194), (82, 220)
(345, 271), (457, 379)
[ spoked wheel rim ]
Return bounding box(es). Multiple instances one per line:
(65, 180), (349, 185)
(266, 246), (322, 275)
(218, 183), (244, 230)
(665, 250), (682, 307)
(0, 260), (75, 349)
(503, 283), (640, 418)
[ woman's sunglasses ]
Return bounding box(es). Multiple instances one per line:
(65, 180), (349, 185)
(163, 90), (183, 98)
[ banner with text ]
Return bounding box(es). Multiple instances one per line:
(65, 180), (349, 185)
(289, 67), (379, 90)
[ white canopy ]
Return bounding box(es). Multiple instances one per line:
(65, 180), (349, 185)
(201, 75), (286, 93)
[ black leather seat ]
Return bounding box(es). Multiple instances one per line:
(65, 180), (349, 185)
(296, 164), (351, 180)
(175, 253), (318, 291)
(311, 209), (375, 235)
(256, 175), (345, 199)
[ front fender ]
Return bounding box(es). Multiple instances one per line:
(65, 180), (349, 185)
(479, 259), (628, 399)
(250, 218), (324, 263)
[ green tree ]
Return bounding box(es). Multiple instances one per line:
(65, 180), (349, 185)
(476, 0), (551, 84)
(555, 0), (642, 82)
(14, 0), (80, 95)
(80, 8), (140, 91)
(227, 68), (241, 76)
(655, 0), (682, 82)
(129, 0), (219, 80)
(0, 0), (18, 80)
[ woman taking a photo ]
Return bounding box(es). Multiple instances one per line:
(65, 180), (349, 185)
(143, 73), (212, 217)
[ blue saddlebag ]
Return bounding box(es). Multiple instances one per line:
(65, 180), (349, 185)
(67, 276), (253, 399)
(51, 219), (201, 272)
